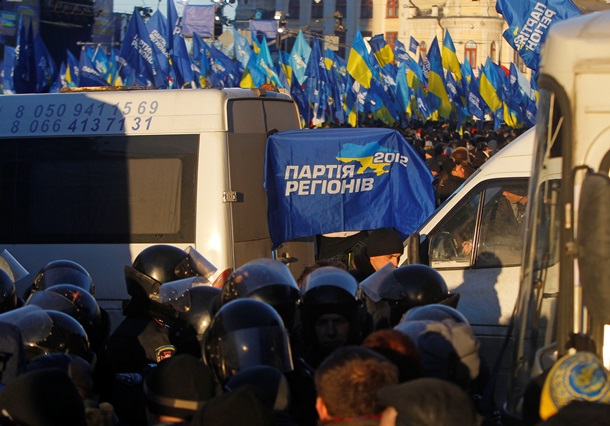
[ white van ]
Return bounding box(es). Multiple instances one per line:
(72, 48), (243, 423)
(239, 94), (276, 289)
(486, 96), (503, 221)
(0, 87), (314, 325)
(401, 128), (535, 364)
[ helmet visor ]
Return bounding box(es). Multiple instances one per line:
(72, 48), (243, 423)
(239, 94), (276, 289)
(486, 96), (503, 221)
(208, 326), (293, 383)
(158, 277), (212, 312)
(175, 246), (217, 279)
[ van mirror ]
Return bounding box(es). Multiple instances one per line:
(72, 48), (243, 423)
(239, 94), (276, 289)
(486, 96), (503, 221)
(578, 171), (610, 323)
(405, 232), (420, 264)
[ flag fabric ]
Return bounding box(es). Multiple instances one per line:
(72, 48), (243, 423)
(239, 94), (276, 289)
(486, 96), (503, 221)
(208, 43), (239, 88)
(2, 46), (15, 94)
(146, 10), (171, 84)
(289, 30), (311, 85)
(264, 128), (435, 247)
(426, 37), (451, 118)
(278, 50), (292, 89)
(347, 29), (374, 89)
(191, 32), (211, 86)
(467, 74), (485, 120)
(249, 20), (278, 45)
(396, 61), (412, 120)
(33, 33), (57, 93)
(304, 36), (329, 126)
(65, 49), (79, 87)
(368, 34), (395, 69)
(408, 36), (419, 55)
(240, 51), (266, 88)
(479, 57), (503, 112)
(181, 4), (214, 38)
(233, 28), (252, 69)
(118, 8), (165, 88)
(256, 36), (283, 87)
(495, 0), (582, 73)
(79, 47), (109, 87)
(393, 39), (410, 65)
(168, 0), (196, 88)
(442, 30), (462, 81)
(91, 46), (113, 84)
(13, 15), (36, 93)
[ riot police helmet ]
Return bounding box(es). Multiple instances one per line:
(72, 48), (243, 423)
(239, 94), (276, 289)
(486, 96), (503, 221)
(300, 266), (364, 346)
(203, 298), (293, 385)
(402, 303), (468, 325)
(25, 284), (105, 353)
(0, 269), (19, 313)
(0, 306), (91, 362)
(360, 264), (454, 329)
(221, 258), (301, 330)
(31, 260), (95, 295)
(159, 277), (221, 355)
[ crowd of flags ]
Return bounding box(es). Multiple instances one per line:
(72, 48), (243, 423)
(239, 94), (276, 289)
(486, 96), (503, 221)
(2, 0), (556, 131)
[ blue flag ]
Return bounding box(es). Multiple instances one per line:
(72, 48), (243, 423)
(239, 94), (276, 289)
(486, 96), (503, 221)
(181, 4), (214, 38)
(393, 39), (410, 65)
(265, 128), (435, 247)
(34, 32), (57, 93)
(79, 47), (109, 87)
(119, 8), (165, 88)
(408, 36), (419, 54)
(146, 10), (171, 85)
(168, 0), (196, 88)
(289, 30), (311, 85)
(191, 32), (211, 80)
(13, 15), (36, 93)
(233, 28), (252, 69)
(496, 0), (582, 73)
(304, 36), (329, 126)
(2, 46), (15, 94)
(208, 44), (240, 88)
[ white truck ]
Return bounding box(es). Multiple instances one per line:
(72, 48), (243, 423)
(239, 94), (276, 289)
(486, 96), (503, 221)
(504, 10), (610, 422)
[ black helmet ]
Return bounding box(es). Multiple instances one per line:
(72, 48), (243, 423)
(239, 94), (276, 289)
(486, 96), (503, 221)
(300, 267), (365, 345)
(0, 269), (18, 313)
(203, 299), (293, 385)
(360, 264), (453, 329)
(402, 304), (468, 324)
(159, 278), (221, 356)
(31, 260), (95, 295)
(25, 284), (105, 353)
(124, 245), (215, 323)
(221, 258), (301, 331)
(0, 306), (90, 362)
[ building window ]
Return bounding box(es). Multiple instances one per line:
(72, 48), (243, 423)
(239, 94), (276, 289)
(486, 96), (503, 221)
(465, 41), (477, 68)
(490, 41), (497, 63)
(361, 0), (373, 19)
(386, 32), (398, 48)
(419, 41), (427, 58)
(513, 50), (527, 73)
(311, 1), (323, 19)
(288, 0), (299, 19)
(387, 0), (399, 18)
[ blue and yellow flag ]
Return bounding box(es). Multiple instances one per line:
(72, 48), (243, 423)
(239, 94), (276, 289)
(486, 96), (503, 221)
(442, 30), (462, 81)
(347, 29), (374, 89)
(426, 37), (451, 118)
(368, 34), (395, 69)
(479, 57), (502, 112)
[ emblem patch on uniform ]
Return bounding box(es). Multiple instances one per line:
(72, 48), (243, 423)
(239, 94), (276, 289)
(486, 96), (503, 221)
(155, 345), (176, 363)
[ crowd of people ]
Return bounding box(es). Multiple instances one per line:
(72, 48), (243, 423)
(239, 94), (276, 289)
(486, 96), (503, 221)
(0, 121), (608, 426)
(0, 231), (607, 426)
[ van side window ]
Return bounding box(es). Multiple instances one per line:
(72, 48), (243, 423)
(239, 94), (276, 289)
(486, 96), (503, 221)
(429, 180), (528, 269)
(476, 183), (528, 267)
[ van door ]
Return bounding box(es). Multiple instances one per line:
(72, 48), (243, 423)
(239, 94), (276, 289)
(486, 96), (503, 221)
(226, 98), (315, 276)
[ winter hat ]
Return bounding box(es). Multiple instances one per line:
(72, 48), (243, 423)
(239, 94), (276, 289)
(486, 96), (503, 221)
(191, 385), (274, 426)
(144, 353), (216, 419)
(377, 377), (478, 426)
(0, 369), (87, 426)
(539, 351), (610, 421)
(366, 228), (404, 257)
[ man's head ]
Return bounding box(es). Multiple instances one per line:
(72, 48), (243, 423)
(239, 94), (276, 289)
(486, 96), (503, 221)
(314, 313), (351, 351)
(314, 346), (398, 422)
(366, 228), (404, 271)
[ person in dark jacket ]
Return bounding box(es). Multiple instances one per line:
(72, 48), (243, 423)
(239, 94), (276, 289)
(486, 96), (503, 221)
(349, 228), (404, 282)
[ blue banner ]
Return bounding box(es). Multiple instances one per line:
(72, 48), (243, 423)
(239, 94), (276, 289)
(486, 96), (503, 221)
(265, 128), (435, 247)
(496, 0), (582, 73)
(181, 5), (214, 38)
